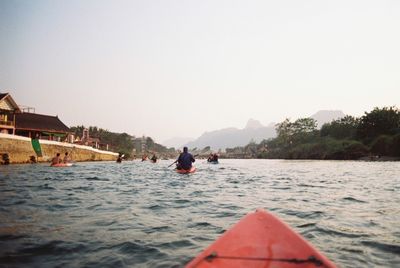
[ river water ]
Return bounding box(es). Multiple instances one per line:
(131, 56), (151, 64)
(0, 159), (399, 267)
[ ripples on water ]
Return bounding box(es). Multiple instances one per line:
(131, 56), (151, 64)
(0, 160), (399, 267)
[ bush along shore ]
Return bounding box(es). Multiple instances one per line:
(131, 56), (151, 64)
(227, 106), (400, 160)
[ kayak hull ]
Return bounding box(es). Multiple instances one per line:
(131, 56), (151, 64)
(176, 167), (196, 174)
(51, 163), (73, 167)
(186, 209), (336, 268)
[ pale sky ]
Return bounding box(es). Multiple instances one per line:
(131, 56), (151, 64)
(1, 0), (399, 143)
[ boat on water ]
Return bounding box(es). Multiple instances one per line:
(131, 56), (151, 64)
(186, 208), (336, 268)
(176, 166), (196, 174)
(51, 163), (73, 167)
(207, 153), (219, 164)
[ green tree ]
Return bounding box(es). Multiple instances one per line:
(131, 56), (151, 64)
(320, 115), (359, 139)
(275, 118), (317, 146)
(392, 134), (400, 157)
(370, 135), (393, 156)
(291, 118), (318, 144)
(275, 118), (293, 146)
(292, 118), (317, 134)
(356, 106), (400, 143)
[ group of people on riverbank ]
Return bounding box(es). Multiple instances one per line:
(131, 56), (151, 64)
(51, 152), (71, 165)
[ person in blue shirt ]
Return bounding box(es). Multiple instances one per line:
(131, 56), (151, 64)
(177, 147), (195, 170)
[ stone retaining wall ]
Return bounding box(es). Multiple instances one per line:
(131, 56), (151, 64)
(0, 133), (118, 164)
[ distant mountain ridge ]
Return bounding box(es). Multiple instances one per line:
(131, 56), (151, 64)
(183, 111), (346, 150)
(311, 110), (346, 127)
(245, 118), (264, 129)
(185, 119), (276, 150)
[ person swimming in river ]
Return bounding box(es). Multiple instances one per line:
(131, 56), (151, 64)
(176, 147), (195, 170)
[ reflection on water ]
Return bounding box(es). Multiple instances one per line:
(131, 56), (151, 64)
(0, 160), (399, 267)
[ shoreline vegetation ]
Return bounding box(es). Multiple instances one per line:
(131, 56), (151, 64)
(70, 106), (399, 161)
(1, 106), (399, 164)
(69, 126), (176, 159)
(223, 106), (400, 161)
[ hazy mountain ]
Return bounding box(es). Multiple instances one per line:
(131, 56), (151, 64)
(183, 111), (346, 150)
(245, 118), (264, 129)
(311, 110), (346, 127)
(162, 137), (195, 149)
(185, 119), (276, 150)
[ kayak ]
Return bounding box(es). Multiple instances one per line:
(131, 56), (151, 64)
(51, 163), (73, 167)
(186, 209), (336, 268)
(176, 167), (196, 174)
(208, 161), (219, 164)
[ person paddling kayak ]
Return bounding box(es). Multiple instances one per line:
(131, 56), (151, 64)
(116, 153), (123, 163)
(176, 147), (195, 170)
(150, 154), (158, 163)
(207, 153), (219, 163)
(51, 153), (62, 165)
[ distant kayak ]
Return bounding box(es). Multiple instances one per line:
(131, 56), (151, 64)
(186, 208), (336, 268)
(207, 161), (219, 164)
(176, 167), (196, 174)
(51, 163), (73, 167)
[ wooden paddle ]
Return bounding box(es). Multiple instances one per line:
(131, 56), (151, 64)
(168, 160), (178, 168)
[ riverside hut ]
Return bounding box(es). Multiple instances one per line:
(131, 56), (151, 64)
(1, 92), (71, 141)
(0, 93), (21, 134)
(14, 113), (71, 141)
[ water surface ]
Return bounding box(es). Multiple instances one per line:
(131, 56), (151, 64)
(1, 159), (399, 267)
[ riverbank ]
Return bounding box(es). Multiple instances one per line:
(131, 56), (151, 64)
(0, 133), (118, 164)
